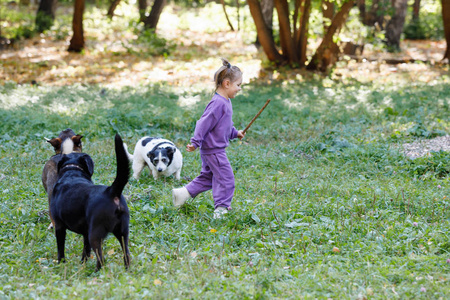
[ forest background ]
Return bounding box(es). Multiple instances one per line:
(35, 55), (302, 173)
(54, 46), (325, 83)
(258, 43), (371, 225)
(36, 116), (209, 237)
(1, 0), (450, 298)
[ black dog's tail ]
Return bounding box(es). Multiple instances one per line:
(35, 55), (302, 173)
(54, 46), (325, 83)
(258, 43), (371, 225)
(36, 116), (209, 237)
(110, 134), (130, 197)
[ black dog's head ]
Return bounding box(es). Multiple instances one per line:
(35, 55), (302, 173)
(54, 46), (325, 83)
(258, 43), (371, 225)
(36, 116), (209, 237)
(147, 146), (176, 172)
(57, 152), (95, 178)
(47, 128), (83, 155)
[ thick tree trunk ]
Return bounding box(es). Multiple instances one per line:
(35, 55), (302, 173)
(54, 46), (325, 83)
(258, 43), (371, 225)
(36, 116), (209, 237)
(307, 0), (354, 71)
(322, 0), (334, 31)
(68, 0), (85, 52)
(220, 0), (235, 31)
(35, 0), (57, 33)
(255, 0), (274, 46)
(247, 0), (284, 62)
(139, 0), (148, 22)
(274, 0), (297, 63)
(412, 0), (420, 20)
(107, 0), (121, 18)
(143, 0), (166, 30)
(357, 0), (366, 24)
(443, 0), (450, 60)
(385, 0), (408, 51)
(297, 0), (311, 66)
(365, 0), (387, 28)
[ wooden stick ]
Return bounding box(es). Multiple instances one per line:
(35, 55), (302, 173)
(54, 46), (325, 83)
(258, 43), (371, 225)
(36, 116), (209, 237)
(242, 99), (271, 134)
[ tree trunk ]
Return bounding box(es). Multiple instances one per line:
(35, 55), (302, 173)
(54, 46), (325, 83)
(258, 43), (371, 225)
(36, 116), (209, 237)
(412, 0), (420, 20)
(255, 0), (274, 47)
(443, 0), (450, 60)
(107, 0), (121, 18)
(365, 0), (387, 28)
(68, 0), (85, 52)
(143, 0), (166, 30)
(247, 0), (284, 62)
(296, 0), (311, 66)
(385, 0), (408, 51)
(35, 0), (57, 33)
(357, 0), (366, 24)
(274, 0), (297, 63)
(139, 0), (147, 22)
(220, 0), (235, 31)
(307, 0), (354, 71)
(322, 0), (334, 31)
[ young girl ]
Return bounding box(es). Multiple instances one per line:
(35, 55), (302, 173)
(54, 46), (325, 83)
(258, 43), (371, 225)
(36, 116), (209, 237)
(172, 58), (245, 219)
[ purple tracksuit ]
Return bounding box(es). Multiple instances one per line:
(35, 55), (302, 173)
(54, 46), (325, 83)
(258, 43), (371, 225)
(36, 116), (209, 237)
(185, 93), (239, 209)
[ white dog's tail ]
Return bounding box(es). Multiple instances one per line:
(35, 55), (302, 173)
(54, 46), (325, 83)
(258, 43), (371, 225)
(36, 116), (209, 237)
(123, 143), (134, 161)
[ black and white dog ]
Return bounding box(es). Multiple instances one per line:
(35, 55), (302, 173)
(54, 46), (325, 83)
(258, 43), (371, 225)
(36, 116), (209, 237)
(50, 134), (130, 271)
(124, 137), (182, 180)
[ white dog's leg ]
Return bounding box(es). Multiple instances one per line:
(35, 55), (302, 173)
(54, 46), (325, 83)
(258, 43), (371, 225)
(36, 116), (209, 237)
(132, 158), (146, 180)
(174, 168), (181, 180)
(151, 169), (159, 180)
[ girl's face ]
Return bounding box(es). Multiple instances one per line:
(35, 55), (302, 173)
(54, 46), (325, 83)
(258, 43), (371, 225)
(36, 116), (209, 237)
(224, 76), (242, 99)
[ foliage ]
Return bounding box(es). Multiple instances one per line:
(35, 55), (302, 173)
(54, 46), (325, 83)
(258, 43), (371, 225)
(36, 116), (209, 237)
(126, 28), (176, 57)
(0, 1), (36, 40)
(0, 73), (450, 298)
(404, 1), (444, 40)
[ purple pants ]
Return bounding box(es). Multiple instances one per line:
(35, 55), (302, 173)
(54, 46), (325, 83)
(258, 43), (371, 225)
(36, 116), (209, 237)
(185, 151), (235, 209)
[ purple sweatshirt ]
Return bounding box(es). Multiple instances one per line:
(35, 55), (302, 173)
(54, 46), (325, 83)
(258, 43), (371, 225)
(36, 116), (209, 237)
(191, 93), (239, 154)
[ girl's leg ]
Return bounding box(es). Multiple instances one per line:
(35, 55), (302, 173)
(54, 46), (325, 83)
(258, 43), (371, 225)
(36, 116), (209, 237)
(208, 152), (235, 209)
(185, 155), (213, 198)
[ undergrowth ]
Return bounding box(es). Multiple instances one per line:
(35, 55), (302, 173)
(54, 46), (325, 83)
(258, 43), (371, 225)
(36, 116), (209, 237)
(0, 78), (449, 298)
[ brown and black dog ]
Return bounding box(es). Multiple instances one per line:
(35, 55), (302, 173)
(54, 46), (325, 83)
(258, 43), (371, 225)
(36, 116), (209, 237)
(50, 134), (130, 271)
(42, 129), (83, 229)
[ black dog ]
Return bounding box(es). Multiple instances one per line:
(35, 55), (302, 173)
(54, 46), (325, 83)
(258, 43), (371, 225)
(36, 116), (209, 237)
(50, 134), (130, 271)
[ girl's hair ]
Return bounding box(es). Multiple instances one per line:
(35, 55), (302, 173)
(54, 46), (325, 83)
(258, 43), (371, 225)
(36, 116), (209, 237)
(213, 58), (242, 90)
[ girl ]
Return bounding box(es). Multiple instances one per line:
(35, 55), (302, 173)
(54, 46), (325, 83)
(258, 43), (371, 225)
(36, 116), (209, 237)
(172, 58), (245, 219)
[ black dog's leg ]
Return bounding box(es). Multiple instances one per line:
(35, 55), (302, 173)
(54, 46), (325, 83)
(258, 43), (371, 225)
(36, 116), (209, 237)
(89, 228), (107, 271)
(55, 226), (66, 263)
(81, 234), (91, 263)
(113, 227), (130, 269)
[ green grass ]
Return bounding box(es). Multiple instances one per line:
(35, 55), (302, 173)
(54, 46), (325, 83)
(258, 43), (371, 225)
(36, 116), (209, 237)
(0, 77), (450, 299)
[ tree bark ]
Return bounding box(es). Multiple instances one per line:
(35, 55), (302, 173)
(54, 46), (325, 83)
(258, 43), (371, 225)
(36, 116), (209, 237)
(322, 0), (334, 31)
(274, 0), (297, 63)
(247, 0), (284, 62)
(307, 0), (354, 71)
(139, 0), (147, 22)
(412, 0), (420, 20)
(443, 0), (450, 60)
(68, 0), (85, 52)
(255, 0), (274, 46)
(296, 0), (311, 66)
(107, 0), (121, 18)
(385, 0), (408, 51)
(35, 0), (58, 33)
(143, 0), (166, 30)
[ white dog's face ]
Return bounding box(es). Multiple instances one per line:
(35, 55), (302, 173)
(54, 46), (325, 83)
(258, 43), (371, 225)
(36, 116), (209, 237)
(147, 147), (176, 173)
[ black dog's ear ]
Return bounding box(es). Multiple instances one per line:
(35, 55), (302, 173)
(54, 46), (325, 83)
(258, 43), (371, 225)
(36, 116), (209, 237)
(147, 150), (157, 165)
(80, 154), (95, 176)
(166, 146), (176, 155)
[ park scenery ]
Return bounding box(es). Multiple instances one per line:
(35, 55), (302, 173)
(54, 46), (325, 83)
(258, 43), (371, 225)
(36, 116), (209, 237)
(1, 0), (450, 298)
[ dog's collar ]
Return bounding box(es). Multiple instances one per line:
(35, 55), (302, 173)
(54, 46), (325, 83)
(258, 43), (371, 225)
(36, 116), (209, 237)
(61, 164), (84, 171)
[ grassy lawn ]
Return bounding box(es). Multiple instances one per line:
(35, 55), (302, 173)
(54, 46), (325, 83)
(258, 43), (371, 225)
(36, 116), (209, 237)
(1, 75), (450, 298)
(1, 1), (450, 299)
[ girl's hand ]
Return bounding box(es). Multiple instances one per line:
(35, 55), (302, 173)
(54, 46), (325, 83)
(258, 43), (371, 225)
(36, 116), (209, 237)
(237, 130), (246, 140)
(186, 144), (196, 152)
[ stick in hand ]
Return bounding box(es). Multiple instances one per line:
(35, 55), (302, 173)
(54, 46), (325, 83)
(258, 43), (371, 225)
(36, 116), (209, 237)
(242, 99), (271, 134)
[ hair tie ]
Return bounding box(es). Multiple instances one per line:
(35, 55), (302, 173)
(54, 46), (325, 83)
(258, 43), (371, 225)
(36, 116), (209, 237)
(227, 62), (231, 68)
